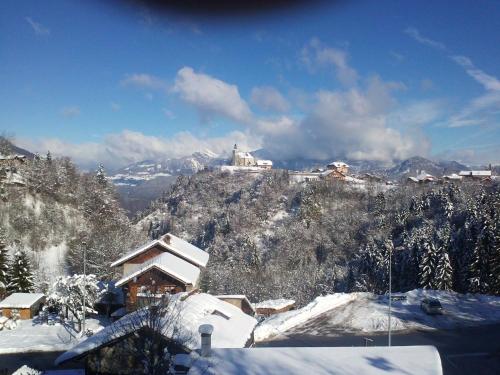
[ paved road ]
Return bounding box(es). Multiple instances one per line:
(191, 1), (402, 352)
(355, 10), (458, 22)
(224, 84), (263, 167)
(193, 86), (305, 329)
(257, 324), (500, 375)
(0, 351), (84, 375)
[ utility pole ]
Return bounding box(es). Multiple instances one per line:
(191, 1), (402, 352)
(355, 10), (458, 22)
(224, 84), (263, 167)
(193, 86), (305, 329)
(82, 241), (86, 335)
(387, 240), (392, 347)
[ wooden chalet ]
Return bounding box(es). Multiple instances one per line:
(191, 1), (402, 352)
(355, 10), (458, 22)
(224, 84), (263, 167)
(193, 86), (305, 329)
(111, 233), (209, 312)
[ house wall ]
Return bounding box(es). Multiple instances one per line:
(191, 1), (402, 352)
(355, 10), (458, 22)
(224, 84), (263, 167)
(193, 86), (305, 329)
(1, 307), (32, 319)
(256, 304), (295, 317)
(123, 268), (190, 311)
(325, 170), (346, 181)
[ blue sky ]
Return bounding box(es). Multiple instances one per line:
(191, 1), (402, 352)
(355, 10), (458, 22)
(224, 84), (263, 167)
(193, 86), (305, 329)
(1, 0), (499, 168)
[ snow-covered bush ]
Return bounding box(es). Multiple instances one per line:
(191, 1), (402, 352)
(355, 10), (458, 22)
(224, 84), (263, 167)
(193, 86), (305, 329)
(47, 274), (103, 330)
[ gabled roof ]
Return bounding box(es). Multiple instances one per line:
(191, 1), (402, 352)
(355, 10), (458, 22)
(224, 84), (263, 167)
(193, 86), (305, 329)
(55, 292), (258, 365)
(111, 233), (209, 268)
(0, 293), (45, 309)
(115, 252), (201, 287)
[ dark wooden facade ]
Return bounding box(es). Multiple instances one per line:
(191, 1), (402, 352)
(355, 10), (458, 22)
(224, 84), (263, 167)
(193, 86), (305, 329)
(122, 268), (191, 311)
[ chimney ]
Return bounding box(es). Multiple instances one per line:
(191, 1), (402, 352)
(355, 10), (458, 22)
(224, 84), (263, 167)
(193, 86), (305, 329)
(163, 234), (171, 244)
(198, 324), (214, 357)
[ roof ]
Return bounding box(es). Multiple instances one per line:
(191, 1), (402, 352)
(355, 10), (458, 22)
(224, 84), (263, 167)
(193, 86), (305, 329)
(111, 233), (209, 268)
(115, 252), (201, 287)
(236, 152), (254, 159)
(328, 161), (349, 168)
(444, 173), (462, 180)
(188, 346), (443, 375)
(215, 295), (255, 313)
(55, 292), (258, 365)
(0, 293), (45, 309)
(254, 299), (295, 310)
(458, 170), (492, 176)
(416, 172), (436, 181)
(256, 160), (273, 166)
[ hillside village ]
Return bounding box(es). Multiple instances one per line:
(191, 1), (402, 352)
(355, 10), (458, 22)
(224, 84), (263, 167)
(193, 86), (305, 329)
(0, 139), (499, 374)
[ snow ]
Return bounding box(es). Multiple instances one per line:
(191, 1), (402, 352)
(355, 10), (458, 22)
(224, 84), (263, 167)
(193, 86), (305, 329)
(115, 251), (201, 287)
(0, 293), (45, 308)
(256, 160), (273, 166)
(111, 233), (209, 268)
(188, 346), (442, 375)
(56, 292), (257, 365)
(220, 166), (267, 174)
(328, 161), (349, 168)
(254, 294), (356, 341)
(258, 290), (500, 340)
(459, 170), (491, 176)
(12, 365), (41, 375)
(0, 317), (105, 354)
(254, 299), (295, 310)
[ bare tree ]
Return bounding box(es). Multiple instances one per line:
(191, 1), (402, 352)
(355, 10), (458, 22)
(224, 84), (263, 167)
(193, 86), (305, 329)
(90, 288), (193, 375)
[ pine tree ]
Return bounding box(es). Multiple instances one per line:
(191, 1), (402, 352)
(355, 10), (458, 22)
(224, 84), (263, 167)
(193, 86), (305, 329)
(7, 250), (35, 293)
(0, 226), (9, 294)
(436, 251), (453, 290)
(418, 238), (437, 289)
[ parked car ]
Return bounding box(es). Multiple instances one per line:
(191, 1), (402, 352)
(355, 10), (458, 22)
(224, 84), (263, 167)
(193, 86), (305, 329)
(421, 298), (443, 315)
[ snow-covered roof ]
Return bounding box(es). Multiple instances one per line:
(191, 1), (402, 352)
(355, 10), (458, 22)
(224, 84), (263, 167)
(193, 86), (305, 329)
(55, 292), (257, 365)
(236, 152), (254, 159)
(327, 161), (349, 168)
(458, 170), (492, 177)
(254, 299), (295, 310)
(444, 173), (463, 180)
(111, 233), (209, 268)
(187, 346), (443, 375)
(416, 172), (436, 181)
(407, 176), (418, 182)
(0, 154), (26, 161)
(215, 295), (255, 313)
(256, 160), (273, 166)
(115, 252), (201, 287)
(0, 293), (45, 309)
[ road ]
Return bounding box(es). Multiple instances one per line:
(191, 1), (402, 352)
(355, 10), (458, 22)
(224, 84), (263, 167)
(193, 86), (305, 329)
(0, 351), (84, 375)
(257, 324), (500, 375)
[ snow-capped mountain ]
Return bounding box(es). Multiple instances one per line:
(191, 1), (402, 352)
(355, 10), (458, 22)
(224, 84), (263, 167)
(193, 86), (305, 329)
(108, 150), (226, 187)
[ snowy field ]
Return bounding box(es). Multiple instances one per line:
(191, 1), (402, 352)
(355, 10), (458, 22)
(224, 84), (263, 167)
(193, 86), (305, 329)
(0, 316), (106, 354)
(255, 290), (500, 341)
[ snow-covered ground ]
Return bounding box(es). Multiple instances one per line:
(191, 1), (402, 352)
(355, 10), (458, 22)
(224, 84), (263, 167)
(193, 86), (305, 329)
(0, 316), (107, 354)
(254, 293), (356, 341)
(255, 290), (500, 341)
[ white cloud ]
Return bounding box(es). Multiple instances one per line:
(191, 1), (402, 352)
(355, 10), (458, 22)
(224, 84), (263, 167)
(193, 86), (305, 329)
(25, 17), (50, 36)
(404, 27), (446, 50)
(110, 102), (121, 112)
(121, 73), (168, 91)
(451, 55), (500, 91)
(172, 67), (253, 124)
(19, 130), (260, 170)
(301, 38), (358, 87)
(60, 106), (81, 118)
(259, 77), (431, 163)
(250, 86), (290, 112)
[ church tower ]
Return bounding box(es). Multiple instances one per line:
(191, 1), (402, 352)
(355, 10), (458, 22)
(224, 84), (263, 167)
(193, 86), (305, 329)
(232, 144), (238, 166)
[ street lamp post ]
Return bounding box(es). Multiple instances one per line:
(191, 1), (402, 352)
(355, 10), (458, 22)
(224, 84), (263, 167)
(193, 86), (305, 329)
(82, 242), (86, 335)
(388, 241), (392, 347)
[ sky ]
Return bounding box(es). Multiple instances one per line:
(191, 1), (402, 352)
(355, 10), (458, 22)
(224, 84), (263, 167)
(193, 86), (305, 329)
(1, 0), (499, 169)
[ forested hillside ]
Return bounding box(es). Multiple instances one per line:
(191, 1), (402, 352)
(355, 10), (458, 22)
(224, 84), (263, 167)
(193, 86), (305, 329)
(0, 139), (144, 290)
(137, 170), (500, 306)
